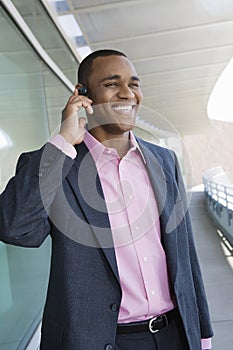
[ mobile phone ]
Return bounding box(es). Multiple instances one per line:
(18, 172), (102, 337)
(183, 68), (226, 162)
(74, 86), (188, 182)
(78, 87), (88, 96)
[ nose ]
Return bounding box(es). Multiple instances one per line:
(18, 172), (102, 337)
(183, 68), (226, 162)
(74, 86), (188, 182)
(117, 85), (135, 99)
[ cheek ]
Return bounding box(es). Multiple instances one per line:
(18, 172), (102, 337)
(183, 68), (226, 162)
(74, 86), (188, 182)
(91, 99), (113, 119)
(95, 87), (118, 103)
(90, 88), (111, 104)
(136, 91), (143, 103)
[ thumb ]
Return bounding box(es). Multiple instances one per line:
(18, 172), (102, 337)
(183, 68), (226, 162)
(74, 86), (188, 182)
(79, 117), (86, 128)
(73, 88), (78, 96)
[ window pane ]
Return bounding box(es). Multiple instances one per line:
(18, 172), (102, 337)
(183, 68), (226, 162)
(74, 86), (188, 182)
(0, 5), (71, 350)
(11, 0), (78, 85)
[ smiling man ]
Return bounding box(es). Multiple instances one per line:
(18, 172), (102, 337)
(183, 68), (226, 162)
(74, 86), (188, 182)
(0, 49), (213, 350)
(61, 53), (142, 158)
(84, 55), (141, 139)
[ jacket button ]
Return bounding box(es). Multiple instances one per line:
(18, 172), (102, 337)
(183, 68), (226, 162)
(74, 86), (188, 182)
(105, 345), (113, 350)
(111, 303), (119, 312)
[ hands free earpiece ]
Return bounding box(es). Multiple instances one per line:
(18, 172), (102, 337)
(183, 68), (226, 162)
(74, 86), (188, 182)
(78, 87), (88, 96)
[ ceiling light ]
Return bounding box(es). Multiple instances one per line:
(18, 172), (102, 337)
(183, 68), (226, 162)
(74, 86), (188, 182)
(77, 46), (92, 60)
(41, 1), (92, 62)
(200, 0), (233, 15)
(45, 0), (69, 12)
(57, 14), (83, 38)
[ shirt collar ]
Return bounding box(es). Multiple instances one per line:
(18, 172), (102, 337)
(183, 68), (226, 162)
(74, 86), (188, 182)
(84, 130), (146, 164)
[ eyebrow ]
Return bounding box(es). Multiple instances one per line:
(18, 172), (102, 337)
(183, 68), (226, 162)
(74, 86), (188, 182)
(100, 75), (140, 83)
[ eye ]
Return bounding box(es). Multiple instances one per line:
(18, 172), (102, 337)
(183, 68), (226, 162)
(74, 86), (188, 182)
(130, 82), (140, 88)
(104, 82), (118, 88)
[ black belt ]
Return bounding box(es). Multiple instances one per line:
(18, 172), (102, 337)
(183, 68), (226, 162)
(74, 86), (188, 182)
(117, 308), (178, 334)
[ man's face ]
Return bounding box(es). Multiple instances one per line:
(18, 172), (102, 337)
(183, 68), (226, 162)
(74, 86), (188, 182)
(87, 55), (143, 136)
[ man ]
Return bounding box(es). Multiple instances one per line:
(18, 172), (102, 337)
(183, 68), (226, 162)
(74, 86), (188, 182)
(0, 50), (213, 349)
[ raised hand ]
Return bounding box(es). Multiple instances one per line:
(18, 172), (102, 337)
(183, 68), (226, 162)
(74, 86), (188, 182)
(60, 88), (93, 145)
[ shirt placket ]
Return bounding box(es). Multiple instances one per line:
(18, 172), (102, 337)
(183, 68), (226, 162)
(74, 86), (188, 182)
(119, 155), (160, 317)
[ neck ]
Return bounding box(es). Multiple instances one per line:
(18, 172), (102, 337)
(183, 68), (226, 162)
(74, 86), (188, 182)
(89, 127), (131, 158)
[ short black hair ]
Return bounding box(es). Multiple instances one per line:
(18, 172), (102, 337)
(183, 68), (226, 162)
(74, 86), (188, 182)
(78, 49), (127, 87)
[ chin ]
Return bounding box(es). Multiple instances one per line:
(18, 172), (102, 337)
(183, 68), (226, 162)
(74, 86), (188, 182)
(111, 122), (135, 134)
(114, 114), (136, 129)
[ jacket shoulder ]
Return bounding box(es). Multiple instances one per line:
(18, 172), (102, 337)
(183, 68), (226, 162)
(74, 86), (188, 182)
(136, 137), (176, 162)
(16, 147), (45, 174)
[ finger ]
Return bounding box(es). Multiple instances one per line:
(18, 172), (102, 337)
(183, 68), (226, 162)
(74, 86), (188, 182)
(76, 100), (84, 108)
(73, 95), (92, 104)
(85, 105), (93, 114)
(76, 100), (93, 114)
(80, 99), (92, 108)
(79, 117), (86, 128)
(73, 88), (78, 96)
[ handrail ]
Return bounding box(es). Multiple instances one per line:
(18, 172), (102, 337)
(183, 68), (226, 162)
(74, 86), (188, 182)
(203, 167), (233, 210)
(203, 180), (233, 210)
(203, 167), (233, 245)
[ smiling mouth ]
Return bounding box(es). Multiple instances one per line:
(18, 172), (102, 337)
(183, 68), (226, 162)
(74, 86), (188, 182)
(111, 105), (134, 113)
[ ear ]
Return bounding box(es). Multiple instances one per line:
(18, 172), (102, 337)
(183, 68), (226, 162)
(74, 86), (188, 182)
(75, 83), (83, 89)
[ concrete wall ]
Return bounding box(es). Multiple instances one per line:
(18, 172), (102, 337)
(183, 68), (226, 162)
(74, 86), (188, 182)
(183, 120), (233, 186)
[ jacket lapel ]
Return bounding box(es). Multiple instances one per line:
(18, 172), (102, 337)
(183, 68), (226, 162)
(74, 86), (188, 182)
(65, 140), (180, 286)
(66, 142), (120, 285)
(137, 140), (178, 281)
(137, 141), (170, 217)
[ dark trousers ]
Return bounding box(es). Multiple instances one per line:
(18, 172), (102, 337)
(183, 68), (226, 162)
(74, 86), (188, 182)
(115, 311), (189, 350)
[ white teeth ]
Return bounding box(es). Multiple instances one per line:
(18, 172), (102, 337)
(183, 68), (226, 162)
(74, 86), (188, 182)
(112, 105), (133, 111)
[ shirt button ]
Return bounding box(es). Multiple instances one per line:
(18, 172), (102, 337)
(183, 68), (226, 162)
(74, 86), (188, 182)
(143, 257), (148, 262)
(151, 290), (155, 295)
(105, 344), (113, 350)
(111, 303), (119, 312)
(106, 149), (112, 154)
(135, 226), (139, 231)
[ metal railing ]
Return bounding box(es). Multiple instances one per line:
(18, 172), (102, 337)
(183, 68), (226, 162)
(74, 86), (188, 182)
(203, 167), (233, 245)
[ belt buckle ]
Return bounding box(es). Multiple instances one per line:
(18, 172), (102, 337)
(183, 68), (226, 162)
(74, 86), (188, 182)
(148, 314), (168, 333)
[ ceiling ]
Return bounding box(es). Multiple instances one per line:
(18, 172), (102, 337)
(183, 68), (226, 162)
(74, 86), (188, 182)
(35, 1), (233, 135)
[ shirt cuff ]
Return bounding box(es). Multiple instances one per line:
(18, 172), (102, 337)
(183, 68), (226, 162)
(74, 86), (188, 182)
(49, 134), (77, 159)
(201, 338), (212, 349)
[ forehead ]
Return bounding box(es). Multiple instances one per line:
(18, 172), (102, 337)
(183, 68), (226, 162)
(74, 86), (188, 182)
(90, 55), (138, 81)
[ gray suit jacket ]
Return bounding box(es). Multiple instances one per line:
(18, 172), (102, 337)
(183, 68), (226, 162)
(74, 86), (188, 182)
(0, 138), (213, 350)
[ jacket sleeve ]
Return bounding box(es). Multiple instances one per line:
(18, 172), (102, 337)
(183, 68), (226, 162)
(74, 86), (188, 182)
(173, 151), (214, 339)
(185, 208), (214, 339)
(0, 142), (74, 247)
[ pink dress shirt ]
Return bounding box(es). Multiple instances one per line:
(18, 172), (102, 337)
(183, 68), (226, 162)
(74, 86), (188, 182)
(50, 132), (212, 349)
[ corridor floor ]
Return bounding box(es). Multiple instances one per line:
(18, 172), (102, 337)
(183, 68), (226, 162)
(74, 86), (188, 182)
(189, 190), (233, 349)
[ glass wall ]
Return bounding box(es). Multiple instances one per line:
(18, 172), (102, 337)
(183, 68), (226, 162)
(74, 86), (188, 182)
(0, 4), (74, 349)
(11, 0), (78, 85)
